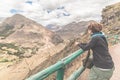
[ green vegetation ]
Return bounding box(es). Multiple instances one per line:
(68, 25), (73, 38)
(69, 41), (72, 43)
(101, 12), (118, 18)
(0, 43), (25, 57)
(0, 58), (9, 63)
(31, 47), (39, 54)
(0, 24), (14, 38)
(0, 43), (19, 50)
(0, 43), (40, 60)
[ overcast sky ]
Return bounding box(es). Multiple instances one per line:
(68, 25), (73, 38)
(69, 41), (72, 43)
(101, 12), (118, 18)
(0, 0), (120, 26)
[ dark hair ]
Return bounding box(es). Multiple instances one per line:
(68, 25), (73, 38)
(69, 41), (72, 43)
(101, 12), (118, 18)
(88, 21), (102, 33)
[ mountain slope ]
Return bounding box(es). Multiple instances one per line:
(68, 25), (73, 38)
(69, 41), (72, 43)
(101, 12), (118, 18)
(101, 2), (120, 34)
(0, 14), (63, 47)
(0, 14), (64, 80)
(56, 21), (93, 40)
(0, 14), (63, 66)
(101, 2), (120, 45)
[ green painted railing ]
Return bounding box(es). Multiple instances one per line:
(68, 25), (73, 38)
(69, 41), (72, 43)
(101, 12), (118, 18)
(26, 49), (85, 80)
(26, 34), (119, 80)
(67, 66), (85, 80)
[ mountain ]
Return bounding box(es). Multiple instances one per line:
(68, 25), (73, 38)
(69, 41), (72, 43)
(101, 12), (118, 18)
(56, 21), (93, 40)
(101, 2), (120, 34)
(0, 14), (63, 47)
(0, 14), (66, 80)
(0, 14), (63, 64)
(0, 14), (90, 80)
(1, 2), (120, 80)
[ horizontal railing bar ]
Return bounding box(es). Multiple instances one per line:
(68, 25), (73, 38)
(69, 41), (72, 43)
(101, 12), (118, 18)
(63, 49), (84, 64)
(26, 49), (84, 80)
(26, 61), (64, 80)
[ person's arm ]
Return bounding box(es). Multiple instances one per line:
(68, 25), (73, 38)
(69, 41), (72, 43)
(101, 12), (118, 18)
(79, 37), (98, 51)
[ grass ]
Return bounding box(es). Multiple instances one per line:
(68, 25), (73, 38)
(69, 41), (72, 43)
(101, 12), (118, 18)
(0, 43), (19, 50)
(0, 58), (9, 63)
(0, 43), (25, 57)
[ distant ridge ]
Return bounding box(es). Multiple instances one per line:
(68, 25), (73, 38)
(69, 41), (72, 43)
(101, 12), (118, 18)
(56, 20), (93, 40)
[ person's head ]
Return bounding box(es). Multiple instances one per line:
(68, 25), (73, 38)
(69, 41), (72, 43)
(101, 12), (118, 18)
(88, 21), (103, 33)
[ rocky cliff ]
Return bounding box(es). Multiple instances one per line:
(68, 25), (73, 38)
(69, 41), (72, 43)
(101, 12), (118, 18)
(101, 2), (120, 45)
(101, 2), (120, 34)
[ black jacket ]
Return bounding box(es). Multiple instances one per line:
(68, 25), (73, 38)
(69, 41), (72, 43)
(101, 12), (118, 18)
(79, 33), (114, 69)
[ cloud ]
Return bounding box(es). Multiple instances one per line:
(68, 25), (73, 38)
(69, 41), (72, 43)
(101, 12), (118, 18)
(0, 0), (120, 26)
(38, 0), (70, 10)
(10, 9), (24, 14)
(25, 1), (33, 5)
(0, 0), (25, 16)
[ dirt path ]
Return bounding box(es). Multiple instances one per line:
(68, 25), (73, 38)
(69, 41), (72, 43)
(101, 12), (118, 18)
(110, 44), (120, 80)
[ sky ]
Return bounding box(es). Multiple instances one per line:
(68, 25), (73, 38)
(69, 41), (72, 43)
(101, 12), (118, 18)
(0, 0), (120, 26)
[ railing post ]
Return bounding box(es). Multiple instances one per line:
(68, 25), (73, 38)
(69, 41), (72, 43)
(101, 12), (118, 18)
(67, 66), (85, 80)
(26, 49), (84, 80)
(56, 67), (65, 80)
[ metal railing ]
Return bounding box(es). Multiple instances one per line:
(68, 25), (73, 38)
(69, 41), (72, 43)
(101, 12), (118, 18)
(26, 49), (85, 80)
(26, 34), (120, 80)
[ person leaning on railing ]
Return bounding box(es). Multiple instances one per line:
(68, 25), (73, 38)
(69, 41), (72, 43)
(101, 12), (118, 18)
(77, 21), (115, 80)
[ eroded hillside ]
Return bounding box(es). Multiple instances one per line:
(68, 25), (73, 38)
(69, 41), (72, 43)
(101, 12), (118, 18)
(0, 14), (64, 80)
(101, 2), (120, 45)
(0, 14), (63, 63)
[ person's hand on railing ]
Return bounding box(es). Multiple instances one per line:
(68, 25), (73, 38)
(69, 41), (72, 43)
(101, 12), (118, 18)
(79, 43), (87, 48)
(74, 42), (79, 46)
(74, 42), (87, 49)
